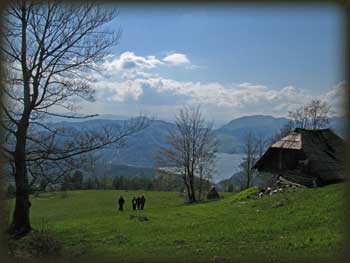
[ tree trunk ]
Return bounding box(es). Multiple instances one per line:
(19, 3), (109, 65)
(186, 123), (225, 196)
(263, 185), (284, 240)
(184, 178), (192, 202)
(198, 178), (202, 201)
(246, 173), (250, 189)
(9, 124), (31, 237)
(189, 174), (196, 203)
(198, 165), (203, 200)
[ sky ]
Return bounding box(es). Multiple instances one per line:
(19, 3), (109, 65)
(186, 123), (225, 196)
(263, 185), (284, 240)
(79, 3), (345, 126)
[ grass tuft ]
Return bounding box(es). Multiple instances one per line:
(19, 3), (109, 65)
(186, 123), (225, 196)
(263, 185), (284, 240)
(229, 186), (259, 202)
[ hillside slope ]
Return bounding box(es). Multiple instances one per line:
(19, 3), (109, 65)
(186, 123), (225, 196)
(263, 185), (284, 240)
(8, 183), (347, 261)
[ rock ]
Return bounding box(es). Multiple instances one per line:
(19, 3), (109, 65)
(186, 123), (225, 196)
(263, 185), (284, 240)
(129, 214), (149, 222)
(129, 214), (136, 220)
(213, 256), (228, 262)
(207, 186), (220, 200)
(138, 215), (149, 222)
(272, 198), (289, 208)
(174, 239), (185, 248)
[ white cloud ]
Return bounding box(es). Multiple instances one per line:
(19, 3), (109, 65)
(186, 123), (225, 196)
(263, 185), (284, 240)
(94, 80), (143, 102)
(87, 51), (343, 119)
(98, 51), (195, 81)
(102, 51), (193, 75)
(102, 52), (163, 74)
(162, 53), (190, 66)
(135, 77), (311, 109)
(93, 74), (313, 114)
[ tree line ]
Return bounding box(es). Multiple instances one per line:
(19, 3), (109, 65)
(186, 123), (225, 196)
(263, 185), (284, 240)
(5, 169), (212, 198)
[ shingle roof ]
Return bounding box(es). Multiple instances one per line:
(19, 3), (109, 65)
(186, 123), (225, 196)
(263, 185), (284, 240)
(271, 132), (302, 150)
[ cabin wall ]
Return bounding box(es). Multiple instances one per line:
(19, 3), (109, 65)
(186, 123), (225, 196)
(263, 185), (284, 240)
(258, 149), (306, 173)
(282, 149), (303, 170)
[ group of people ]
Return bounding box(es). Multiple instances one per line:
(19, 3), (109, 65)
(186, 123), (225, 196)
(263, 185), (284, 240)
(117, 195), (146, 211)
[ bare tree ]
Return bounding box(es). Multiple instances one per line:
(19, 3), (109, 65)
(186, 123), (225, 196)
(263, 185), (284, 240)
(288, 99), (331, 130)
(196, 137), (217, 200)
(269, 99), (332, 146)
(307, 100), (331, 130)
(25, 118), (148, 192)
(0, 1), (150, 237)
(157, 106), (217, 203)
(288, 106), (309, 129)
(256, 134), (269, 159)
(239, 131), (258, 190)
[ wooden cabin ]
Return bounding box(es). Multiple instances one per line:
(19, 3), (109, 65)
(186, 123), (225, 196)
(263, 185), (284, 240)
(253, 128), (347, 187)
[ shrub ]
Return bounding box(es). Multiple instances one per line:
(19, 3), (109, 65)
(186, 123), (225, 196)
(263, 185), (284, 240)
(8, 218), (62, 258)
(26, 230), (62, 256)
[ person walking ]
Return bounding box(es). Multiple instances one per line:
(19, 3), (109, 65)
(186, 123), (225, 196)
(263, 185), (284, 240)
(118, 196), (125, 211)
(136, 196), (141, 210)
(132, 197), (137, 211)
(140, 195), (146, 210)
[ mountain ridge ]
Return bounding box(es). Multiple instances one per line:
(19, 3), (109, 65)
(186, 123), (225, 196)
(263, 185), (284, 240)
(37, 114), (344, 181)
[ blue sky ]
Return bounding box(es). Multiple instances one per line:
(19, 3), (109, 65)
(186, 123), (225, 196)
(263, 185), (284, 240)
(80, 3), (345, 125)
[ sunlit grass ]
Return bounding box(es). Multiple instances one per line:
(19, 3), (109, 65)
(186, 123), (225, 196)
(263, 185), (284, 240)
(7, 183), (346, 261)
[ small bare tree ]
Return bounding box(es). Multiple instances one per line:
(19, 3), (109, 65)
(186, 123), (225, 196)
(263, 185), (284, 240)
(288, 106), (309, 129)
(196, 138), (217, 200)
(0, 1), (150, 237)
(256, 134), (269, 159)
(157, 106), (217, 203)
(239, 131), (258, 190)
(288, 99), (331, 130)
(270, 99), (332, 146)
(307, 100), (331, 130)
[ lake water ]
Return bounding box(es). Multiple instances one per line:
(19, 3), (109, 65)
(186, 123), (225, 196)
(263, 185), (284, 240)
(213, 153), (244, 183)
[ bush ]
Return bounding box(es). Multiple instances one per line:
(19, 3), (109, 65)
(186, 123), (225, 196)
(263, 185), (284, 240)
(8, 218), (62, 258)
(26, 230), (62, 257)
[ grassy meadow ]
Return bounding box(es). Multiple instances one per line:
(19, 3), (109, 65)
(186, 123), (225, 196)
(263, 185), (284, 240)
(7, 183), (347, 262)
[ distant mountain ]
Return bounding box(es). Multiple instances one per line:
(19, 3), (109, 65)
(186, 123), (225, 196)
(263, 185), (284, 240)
(214, 115), (289, 153)
(216, 171), (244, 192)
(36, 114), (345, 180)
(215, 115), (345, 153)
(101, 119), (175, 166)
(44, 113), (129, 123)
(93, 163), (158, 178)
(42, 118), (175, 167)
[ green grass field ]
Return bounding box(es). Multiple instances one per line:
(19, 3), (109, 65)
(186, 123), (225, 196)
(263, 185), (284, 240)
(7, 183), (348, 262)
